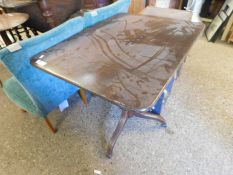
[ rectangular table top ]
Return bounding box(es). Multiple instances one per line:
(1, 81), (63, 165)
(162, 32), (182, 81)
(31, 14), (204, 111)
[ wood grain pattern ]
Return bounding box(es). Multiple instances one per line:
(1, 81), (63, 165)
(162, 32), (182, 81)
(31, 14), (204, 111)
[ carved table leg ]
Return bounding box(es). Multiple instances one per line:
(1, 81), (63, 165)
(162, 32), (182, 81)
(107, 110), (129, 158)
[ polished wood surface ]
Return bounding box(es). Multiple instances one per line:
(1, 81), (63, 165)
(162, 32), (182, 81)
(31, 14), (204, 111)
(0, 12), (29, 31)
(141, 6), (192, 21)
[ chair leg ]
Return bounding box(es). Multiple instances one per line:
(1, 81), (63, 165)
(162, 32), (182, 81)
(44, 117), (57, 134)
(107, 110), (129, 158)
(78, 88), (88, 105)
(0, 79), (2, 88)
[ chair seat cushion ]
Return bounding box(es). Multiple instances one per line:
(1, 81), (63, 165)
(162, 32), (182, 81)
(3, 77), (46, 117)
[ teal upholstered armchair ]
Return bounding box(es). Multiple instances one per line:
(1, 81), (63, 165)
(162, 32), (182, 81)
(0, 16), (87, 133)
(0, 0), (131, 133)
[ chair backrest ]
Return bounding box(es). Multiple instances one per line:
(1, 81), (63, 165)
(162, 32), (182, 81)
(83, 0), (131, 28)
(0, 16), (85, 113)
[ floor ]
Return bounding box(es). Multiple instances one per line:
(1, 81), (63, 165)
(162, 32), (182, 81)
(0, 37), (233, 175)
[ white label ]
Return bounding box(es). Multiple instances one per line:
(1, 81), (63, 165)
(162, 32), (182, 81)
(59, 100), (69, 112)
(90, 10), (98, 17)
(39, 55), (45, 59)
(7, 43), (22, 52)
(94, 170), (102, 175)
(35, 60), (47, 66)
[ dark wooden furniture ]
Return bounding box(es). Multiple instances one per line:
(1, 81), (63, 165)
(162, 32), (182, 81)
(31, 14), (204, 158)
(1, 0), (82, 32)
(0, 12), (29, 45)
(200, 0), (225, 19)
(1, 0), (112, 32)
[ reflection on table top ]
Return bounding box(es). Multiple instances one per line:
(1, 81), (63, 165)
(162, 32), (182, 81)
(141, 6), (193, 21)
(0, 0), (35, 8)
(0, 12), (29, 31)
(31, 14), (204, 111)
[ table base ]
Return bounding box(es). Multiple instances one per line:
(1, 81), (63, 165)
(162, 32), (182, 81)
(106, 110), (166, 158)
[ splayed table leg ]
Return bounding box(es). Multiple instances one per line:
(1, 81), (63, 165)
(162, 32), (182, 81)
(107, 110), (129, 158)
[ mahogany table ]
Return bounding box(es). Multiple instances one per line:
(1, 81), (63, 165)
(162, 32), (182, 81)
(31, 14), (204, 158)
(0, 12), (29, 45)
